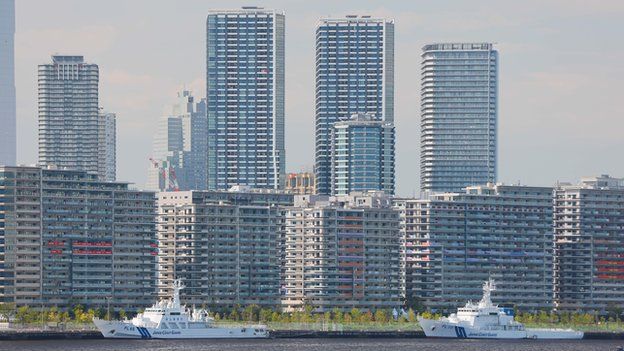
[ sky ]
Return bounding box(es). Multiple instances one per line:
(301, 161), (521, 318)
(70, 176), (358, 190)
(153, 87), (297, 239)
(13, 0), (624, 196)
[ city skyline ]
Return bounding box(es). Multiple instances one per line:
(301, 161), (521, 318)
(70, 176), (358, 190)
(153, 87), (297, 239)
(11, 0), (624, 195)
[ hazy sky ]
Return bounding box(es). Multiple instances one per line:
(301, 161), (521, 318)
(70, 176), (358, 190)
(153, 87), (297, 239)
(14, 0), (624, 195)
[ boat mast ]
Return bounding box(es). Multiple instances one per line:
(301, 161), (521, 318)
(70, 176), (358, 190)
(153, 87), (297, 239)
(172, 279), (185, 309)
(479, 278), (496, 308)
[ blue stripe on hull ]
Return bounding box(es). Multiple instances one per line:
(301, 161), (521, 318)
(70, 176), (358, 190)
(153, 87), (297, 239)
(454, 326), (467, 338)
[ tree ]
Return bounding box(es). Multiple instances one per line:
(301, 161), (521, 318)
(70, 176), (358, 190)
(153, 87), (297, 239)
(331, 308), (343, 323)
(229, 308), (240, 321)
(407, 308), (417, 322)
(59, 311), (71, 323)
(47, 306), (60, 323)
(537, 310), (549, 324)
(374, 309), (388, 323)
(242, 305), (259, 321)
(118, 309), (127, 320)
(359, 311), (373, 323)
(350, 308), (361, 322)
(269, 311), (280, 322)
(72, 305), (85, 321)
(607, 303), (623, 321)
(15, 306), (34, 324)
(301, 305), (314, 323)
(405, 295), (426, 313)
(0, 303), (15, 322)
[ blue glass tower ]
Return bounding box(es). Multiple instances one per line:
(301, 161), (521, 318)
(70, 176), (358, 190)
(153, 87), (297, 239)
(0, 0), (15, 166)
(330, 114), (394, 196)
(206, 7), (285, 190)
(420, 43), (498, 193)
(315, 16), (394, 195)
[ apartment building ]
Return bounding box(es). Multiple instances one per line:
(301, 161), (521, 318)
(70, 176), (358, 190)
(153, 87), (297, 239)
(0, 166), (156, 310)
(157, 188), (293, 309)
(282, 192), (402, 312)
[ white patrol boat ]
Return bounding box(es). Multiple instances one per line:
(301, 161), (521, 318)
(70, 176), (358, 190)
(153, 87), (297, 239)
(418, 279), (583, 339)
(93, 280), (269, 339)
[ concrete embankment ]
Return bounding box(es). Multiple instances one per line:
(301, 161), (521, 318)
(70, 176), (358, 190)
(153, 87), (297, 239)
(0, 330), (425, 340)
(0, 329), (623, 340)
(584, 331), (624, 339)
(0, 330), (102, 340)
(271, 330), (426, 338)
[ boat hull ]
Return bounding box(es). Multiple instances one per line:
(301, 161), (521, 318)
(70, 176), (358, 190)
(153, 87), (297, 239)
(418, 318), (583, 340)
(93, 319), (269, 339)
(525, 328), (584, 339)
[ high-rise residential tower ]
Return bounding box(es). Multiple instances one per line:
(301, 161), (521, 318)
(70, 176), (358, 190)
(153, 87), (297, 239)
(315, 15), (395, 195)
(420, 43), (498, 193)
(330, 113), (395, 195)
(206, 7), (285, 190)
(0, 0), (16, 166)
(98, 111), (116, 181)
(38, 55), (99, 175)
(147, 90), (207, 191)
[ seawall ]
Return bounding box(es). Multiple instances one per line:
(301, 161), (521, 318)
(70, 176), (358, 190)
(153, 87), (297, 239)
(0, 329), (623, 340)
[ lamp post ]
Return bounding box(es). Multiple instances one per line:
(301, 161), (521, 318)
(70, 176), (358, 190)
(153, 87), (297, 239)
(106, 296), (111, 321)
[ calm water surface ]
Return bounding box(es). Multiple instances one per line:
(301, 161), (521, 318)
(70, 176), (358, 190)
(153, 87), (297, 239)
(0, 339), (621, 351)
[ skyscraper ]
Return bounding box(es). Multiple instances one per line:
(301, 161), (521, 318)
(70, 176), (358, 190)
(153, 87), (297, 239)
(98, 111), (116, 181)
(38, 55), (99, 175)
(315, 15), (394, 195)
(0, 0), (16, 166)
(206, 7), (285, 190)
(420, 43), (498, 193)
(330, 113), (394, 195)
(147, 90), (206, 191)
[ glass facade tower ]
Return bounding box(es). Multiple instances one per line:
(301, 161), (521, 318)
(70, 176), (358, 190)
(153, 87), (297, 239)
(0, 0), (16, 166)
(97, 111), (116, 181)
(420, 43), (498, 193)
(38, 55), (100, 175)
(330, 113), (394, 196)
(315, 16), (394, 195)
(147, 90), (207, 191)
(206, 7), (285, 190)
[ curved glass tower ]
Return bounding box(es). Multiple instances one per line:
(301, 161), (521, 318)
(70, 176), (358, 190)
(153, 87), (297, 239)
(420, 43), (498, 193)
(330, 113), (394, 196)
